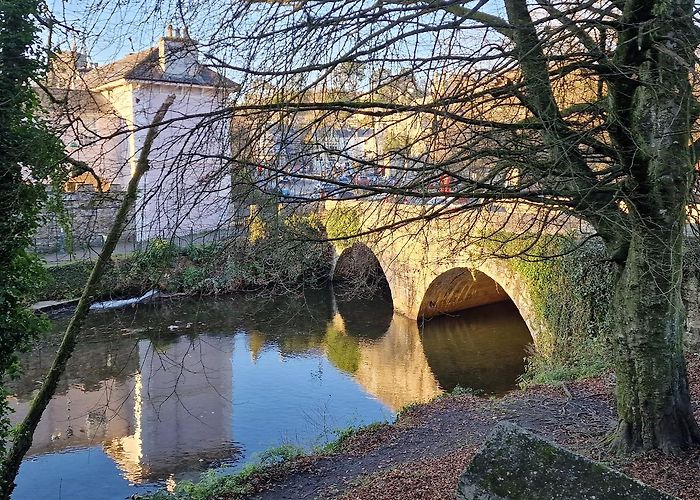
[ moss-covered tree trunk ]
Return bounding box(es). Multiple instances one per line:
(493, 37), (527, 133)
(601, 0), (700, 453)
(612, 223), (700, 452)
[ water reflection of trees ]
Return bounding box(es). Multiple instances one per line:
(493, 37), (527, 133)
(11, 334), (140, 400)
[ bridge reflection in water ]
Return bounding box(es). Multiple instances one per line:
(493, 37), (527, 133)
(330, 296), (532, 410)
(10, 289), (531, 496)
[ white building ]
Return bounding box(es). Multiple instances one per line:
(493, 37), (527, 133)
(48, 27), (237, 241)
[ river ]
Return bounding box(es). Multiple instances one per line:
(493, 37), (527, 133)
(9, 289), (531, 499)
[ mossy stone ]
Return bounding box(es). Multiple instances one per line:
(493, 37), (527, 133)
(457, 422), (675, 500)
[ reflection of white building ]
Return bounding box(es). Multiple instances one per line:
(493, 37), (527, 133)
(11, 334), (236, 484)
(107, 335), (236, 482)
(48, 26), (237, 240)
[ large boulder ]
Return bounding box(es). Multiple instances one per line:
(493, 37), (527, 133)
(457, 422), (674, 500)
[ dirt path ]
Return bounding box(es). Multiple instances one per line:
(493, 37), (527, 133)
(250, 378), (619, 499)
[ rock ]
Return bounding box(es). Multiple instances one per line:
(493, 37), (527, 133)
(456, 422), (674, 500)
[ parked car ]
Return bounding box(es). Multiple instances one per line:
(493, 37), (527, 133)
(275, 186), (292, 198)
(425, 196), (449, 205)
(353, 174), (370, 186)
(365, 173), (380, 185)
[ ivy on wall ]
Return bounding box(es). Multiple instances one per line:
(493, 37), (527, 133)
(499, 236), (618, 385)
(324, 207), (362, 252)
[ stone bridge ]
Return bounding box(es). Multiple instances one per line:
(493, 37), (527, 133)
(325, 200), (590, 347)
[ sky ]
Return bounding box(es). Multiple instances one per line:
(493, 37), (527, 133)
(47, 0), (507, 68)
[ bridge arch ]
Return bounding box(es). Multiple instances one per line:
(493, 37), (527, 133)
(332, 243), (394, 301)
(417, 262), (543, 346)
(419, 268), (508, 318)
(323, 201), (549, 348)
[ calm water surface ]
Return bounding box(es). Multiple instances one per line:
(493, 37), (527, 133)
(10, 290), (531, 499)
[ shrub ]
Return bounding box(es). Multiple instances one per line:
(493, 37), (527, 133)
(508, 238), (617, 386)
(36, 214), (333, 301)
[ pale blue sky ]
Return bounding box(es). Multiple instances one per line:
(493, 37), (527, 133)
(48, 0), (507, 89)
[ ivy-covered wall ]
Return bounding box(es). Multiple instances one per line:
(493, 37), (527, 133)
(324, 207), (362, 252)
(502, 238), (618, 386)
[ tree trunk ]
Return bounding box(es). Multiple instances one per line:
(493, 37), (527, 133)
(611, 223), (700, 453)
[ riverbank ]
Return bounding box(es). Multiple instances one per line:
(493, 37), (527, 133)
(153, 353), (700, 500)
(35, 215), (332, 303)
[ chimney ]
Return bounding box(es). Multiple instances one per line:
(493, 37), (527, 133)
(158, 25), (198, 77)
(50, 44), (88, 88)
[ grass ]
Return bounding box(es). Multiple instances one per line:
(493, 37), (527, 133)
(395, 402), (420, 423)
(396, 385), (484, 421)
(142, 421), (391, 500)
(142, 444), (305, 500)
(315, 422), (387, 455)
(519, 335), (610, 388)
(316, 426), (360, 454)
(447, 384), (484, 397)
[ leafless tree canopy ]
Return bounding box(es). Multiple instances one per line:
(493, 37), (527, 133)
(31, 0), (700, 458)
(41, 1), (700, 250)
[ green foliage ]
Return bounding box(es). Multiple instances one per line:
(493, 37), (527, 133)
(315, 422), (386, 454)
(0, 0), (66, 453)
(449, 384), (483, 396)
(39, 240), (178, 301)
(178, 266), (209, 292)
(223, 214), (332, 292)
(256, 443), (305, 465)
(247, 214), (268, 243)
(39, 260), (94, 300)
(146, 467), (257, 500)
(504, 237), (618, 386)
(521, 335), (610, 387)
(323, 325), (361, 374)
(137, 239), (178, 268)
(324, 207), (362, 251)
(396, 401), (422, 419)
(143, 444), (305, 500)
(37, 215), (333, 301)
(316, 426), (359, 454)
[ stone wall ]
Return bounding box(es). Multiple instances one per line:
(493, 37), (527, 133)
(33, 186), (132, 253)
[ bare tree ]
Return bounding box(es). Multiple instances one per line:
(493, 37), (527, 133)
(28, 0), (700, 467)
(0, 95), (175, 498)
(195, 0), (700, 453)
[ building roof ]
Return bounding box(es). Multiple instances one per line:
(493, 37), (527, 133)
(82, 46), (237, 90)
